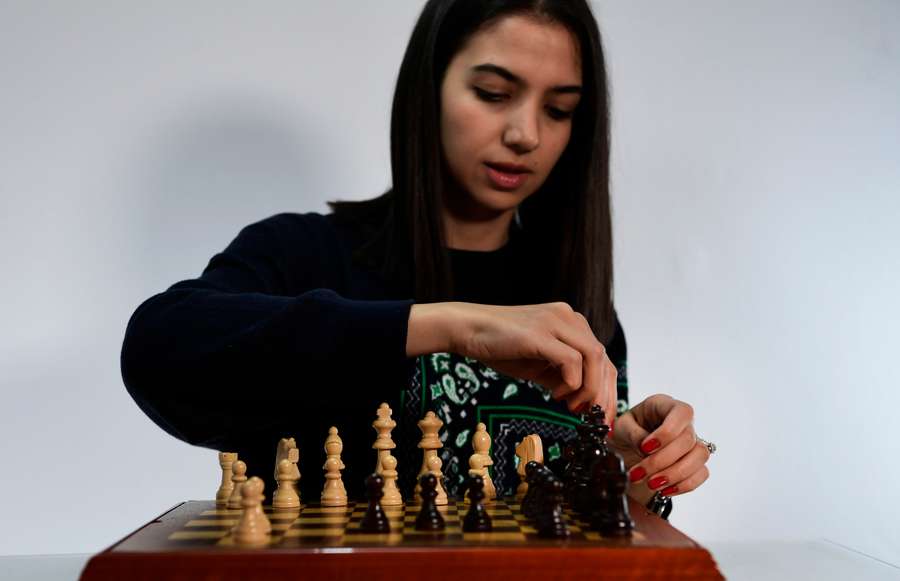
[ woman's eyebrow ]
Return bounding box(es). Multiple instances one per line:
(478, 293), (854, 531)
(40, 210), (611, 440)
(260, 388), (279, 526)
(470, 63), (582, 95)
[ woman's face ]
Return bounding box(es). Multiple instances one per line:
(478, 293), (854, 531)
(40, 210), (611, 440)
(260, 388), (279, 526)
(440, 14), (582, 220)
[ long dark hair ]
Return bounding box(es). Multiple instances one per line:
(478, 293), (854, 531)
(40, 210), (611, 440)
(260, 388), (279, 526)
(330, 0), (615, 343)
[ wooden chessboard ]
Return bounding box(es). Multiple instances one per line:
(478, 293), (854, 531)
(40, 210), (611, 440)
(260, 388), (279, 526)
(79, 497), (723, 580)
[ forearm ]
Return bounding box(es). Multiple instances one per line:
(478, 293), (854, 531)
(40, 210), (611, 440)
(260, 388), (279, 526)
(405, 302), (460, 357)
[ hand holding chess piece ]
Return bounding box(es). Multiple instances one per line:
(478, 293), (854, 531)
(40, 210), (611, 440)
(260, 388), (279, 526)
(605, 394), (713, 506)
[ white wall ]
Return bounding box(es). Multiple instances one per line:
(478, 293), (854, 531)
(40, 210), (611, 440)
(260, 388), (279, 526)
(1, 0), (897, 565)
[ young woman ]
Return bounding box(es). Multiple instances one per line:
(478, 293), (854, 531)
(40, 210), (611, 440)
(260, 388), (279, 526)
(121, 0), (712, 512)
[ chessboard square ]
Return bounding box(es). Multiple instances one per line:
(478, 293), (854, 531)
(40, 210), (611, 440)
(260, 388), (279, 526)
(169, 531), (229, 540)
(201, 509), (238, 517)
(283, 528), (345, 538)
(462, 532), (526, 542)
(403, 527), (462, 536)
(301, 516), (351, 525)
(185, 518), (236, 527)
(351, 532), (404, 544)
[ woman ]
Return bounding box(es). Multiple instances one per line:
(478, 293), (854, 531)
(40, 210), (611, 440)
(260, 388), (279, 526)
(121, 0), (712, 512)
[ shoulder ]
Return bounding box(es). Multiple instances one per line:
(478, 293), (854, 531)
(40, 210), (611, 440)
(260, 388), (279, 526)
(231, 211), (354, 256)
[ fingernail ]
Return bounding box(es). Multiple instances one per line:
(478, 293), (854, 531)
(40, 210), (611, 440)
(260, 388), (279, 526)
(648, 476), (668, 490)
(628, 467), (646, 482)
(641, 439), (661, 454)
(661, 485), (679, 496)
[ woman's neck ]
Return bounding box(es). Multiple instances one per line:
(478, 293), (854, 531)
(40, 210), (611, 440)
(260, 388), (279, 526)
(443, 209), (515, 251)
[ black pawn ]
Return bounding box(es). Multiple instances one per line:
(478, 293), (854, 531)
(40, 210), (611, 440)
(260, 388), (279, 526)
(521, 461), (541, 519)
(359, 473), (390, 533)
(535, 477), (570, 539)
(462, 475), (492, 532)
(415, 473), (445, 531)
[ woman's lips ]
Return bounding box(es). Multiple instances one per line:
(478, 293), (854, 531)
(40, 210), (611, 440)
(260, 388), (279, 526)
(484, 163), (528, 190)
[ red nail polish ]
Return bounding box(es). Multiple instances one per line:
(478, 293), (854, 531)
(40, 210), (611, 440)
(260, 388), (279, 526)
(661, 485), (678, 496)
(628, 467), (646, 482)
(641, 439), (661, 454)
(648, 476), (668, 490)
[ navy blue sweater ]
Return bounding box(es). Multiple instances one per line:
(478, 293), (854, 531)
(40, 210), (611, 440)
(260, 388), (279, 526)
(121, 212), (627, 498)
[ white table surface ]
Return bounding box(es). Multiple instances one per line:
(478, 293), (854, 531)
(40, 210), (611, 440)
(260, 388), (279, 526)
(2, 540), (898, 580)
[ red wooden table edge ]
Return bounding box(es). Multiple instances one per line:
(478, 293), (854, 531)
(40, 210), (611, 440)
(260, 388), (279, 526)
(82, 545), (724, 580)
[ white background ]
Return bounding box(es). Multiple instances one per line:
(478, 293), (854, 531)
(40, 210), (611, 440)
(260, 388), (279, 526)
(1, 0), (898, 568)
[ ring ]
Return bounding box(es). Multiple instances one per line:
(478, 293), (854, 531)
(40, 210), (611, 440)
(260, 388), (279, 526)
(697, 436), (717, 455)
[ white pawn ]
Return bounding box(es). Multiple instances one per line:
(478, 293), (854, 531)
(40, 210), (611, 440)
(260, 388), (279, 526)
(468, 454), (496, 501)
(321, 427), (348, 506)
(427, 454), (448, 506)
(273, 458), (300, 510)
(233, 477), (271, 547)
(381, 453), (403, 506)
(227, 460), (248, 509)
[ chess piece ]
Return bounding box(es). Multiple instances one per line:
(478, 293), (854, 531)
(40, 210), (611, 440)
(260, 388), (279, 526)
(568, 406), (610, 514)
(227, 460), (248, 509)
(535, 476), (570, 539)
(359, 473), (390, 533)
(274, 437), (297, 484)
(216, 452), (238, 507)
(380, 453), (403, 506)
(470, 423), (496, 499)
(590, 451), (634, 537)
(321, 427), (348, 506)
(415, 474), (445, 531)
(467, 453), (494, 502)
(522, 461), (548, 520)
(515, 435), (543, 497)
(372, 403), (397, 475)
(233, 477), (271, 546)
(462, 475), (492, 532)
(427, 454), (448, 505)
(272, 458), (301, 510)
(415, 411), (443, 500)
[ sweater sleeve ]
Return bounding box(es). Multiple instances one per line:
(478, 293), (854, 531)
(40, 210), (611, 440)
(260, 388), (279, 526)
(120, 213), (413, 447)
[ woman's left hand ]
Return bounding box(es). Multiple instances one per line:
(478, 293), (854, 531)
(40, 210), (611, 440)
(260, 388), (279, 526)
(607, 394), (711, 504)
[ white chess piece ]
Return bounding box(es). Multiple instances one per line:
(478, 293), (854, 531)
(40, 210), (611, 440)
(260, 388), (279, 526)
(233, 477), (271, 546)
(381, 453), (403, 506)
(372, 403), (397, 475)
(227, 460), (248, 510)
(415, 411), (443, 501)
(471, 423), (496, 500)
(273, 458), (301, 509)
(427, 454), (448, 506)
(322, 427), (348, 506)
(216, 452), (238, 507)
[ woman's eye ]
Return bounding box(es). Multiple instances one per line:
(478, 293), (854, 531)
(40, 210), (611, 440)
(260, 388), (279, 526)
(474, 87), (506, 102)
(547, 107), (574, 121)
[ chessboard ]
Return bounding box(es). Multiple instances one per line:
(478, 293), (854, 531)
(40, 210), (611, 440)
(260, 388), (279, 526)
(79, 497), (723, 580)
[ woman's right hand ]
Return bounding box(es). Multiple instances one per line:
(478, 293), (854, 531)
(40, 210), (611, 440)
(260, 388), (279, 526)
(407, 302), (618, 419)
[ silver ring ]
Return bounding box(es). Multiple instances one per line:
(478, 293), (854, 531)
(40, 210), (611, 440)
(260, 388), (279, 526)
(697, 436), (717, 455)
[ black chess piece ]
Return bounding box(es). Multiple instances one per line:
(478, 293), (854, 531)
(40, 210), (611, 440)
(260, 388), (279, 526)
(590, 452), (633, 537)
(415, 473), (445, 531)
(522, 461), (544, 519)
(571, 406), (611, 515)
(359, 473), (390, 533)
(535, 476), (570, 539)
(462, 475), (492, 532)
